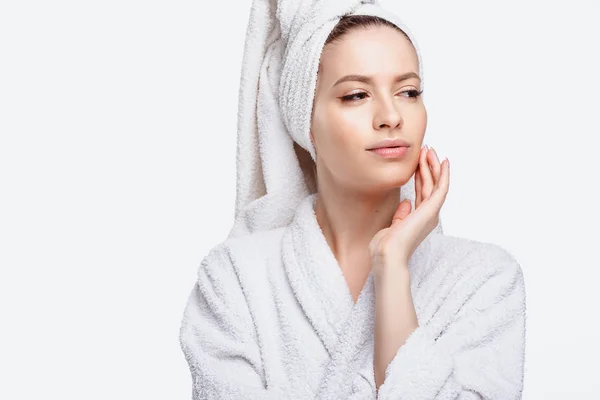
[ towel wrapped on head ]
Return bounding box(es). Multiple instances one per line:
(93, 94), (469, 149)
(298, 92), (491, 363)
(228, 0), (441, 239)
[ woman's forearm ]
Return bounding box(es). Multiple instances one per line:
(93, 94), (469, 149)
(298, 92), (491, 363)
(373, 264), (419, 391)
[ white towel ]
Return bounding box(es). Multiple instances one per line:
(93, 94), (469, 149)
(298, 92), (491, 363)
(226, 0), (442, 239)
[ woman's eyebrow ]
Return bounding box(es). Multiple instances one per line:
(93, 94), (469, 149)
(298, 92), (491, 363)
(332, 72), (420, 88)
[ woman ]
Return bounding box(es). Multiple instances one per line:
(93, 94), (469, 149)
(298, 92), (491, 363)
(180, 1), (526, 399)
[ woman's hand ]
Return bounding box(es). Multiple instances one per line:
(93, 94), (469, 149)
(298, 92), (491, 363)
(369, 145), (450, 273)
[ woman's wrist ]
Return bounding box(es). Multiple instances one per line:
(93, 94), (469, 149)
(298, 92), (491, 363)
(372, 258), (411, 287)
(373, 259), (418, 389)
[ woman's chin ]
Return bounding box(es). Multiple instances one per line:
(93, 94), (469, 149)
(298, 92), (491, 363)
(363, 170), (413, 192)
(373, 160), (415, 178)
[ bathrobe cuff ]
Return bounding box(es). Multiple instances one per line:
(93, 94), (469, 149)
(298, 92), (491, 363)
(377, 326), (455, 399)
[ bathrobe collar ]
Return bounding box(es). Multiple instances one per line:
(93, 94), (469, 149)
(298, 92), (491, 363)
(281, 193), (376, 357)
(281, 192), (440, 358)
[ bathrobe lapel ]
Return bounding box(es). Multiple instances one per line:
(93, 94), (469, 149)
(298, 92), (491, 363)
(281, 193), (442, 397)
(281, 194), (376, 358)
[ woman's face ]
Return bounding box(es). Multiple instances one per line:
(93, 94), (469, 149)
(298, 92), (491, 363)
(311, 25), (426, 193)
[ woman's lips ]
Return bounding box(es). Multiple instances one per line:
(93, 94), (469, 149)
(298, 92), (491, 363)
(368, 146), (409, 158)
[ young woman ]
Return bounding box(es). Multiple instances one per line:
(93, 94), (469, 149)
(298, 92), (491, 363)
(180, 2), (526, 399)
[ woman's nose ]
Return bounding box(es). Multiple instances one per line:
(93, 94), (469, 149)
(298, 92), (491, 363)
(374, 99), (402, 130)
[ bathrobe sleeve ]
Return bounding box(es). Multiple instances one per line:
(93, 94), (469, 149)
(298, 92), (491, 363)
(179, 245), (289, 400)
(376, 252), (527, 400)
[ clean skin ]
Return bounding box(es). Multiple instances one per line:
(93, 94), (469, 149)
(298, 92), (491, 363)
(310, 24), (450, 391)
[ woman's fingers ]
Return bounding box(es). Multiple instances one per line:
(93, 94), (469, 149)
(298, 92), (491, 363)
(415, 166), (422, 207)
(432, 158), (450, 204)
(415, 146), (426, 207)
(419, 145), (434, 199)
(428, 147), (442, 184)
(414, 158), (449, 229)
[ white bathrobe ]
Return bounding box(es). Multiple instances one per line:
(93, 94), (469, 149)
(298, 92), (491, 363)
(179, 193), (527, 399)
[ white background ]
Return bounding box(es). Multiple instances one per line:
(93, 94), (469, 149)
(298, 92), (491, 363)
(1, 0), (599, 399)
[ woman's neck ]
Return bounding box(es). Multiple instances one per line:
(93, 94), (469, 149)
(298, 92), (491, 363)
(314, 186), (401, 269)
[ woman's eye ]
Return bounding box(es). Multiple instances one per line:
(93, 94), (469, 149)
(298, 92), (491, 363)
(341, 89), (423, 103)
(341, 92), (368, 102)
(401, 89), (424, 98)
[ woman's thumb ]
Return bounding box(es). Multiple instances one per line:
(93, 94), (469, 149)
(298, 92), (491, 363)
(392, 199), (412, 223)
